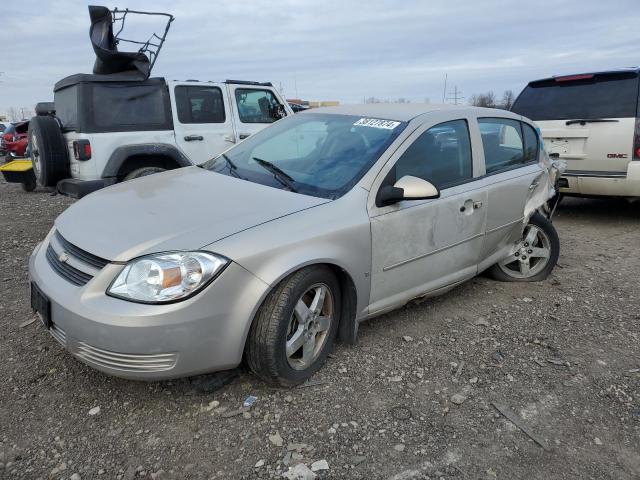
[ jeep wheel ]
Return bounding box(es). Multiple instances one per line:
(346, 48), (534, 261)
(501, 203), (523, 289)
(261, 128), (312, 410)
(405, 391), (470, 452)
(124, 167), (166, 181)
(28, 116), (68, 187)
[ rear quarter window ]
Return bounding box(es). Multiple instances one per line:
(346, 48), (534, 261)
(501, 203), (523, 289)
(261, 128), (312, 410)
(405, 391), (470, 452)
(512, 72), (640, 120)
(87, 83), (173, 132)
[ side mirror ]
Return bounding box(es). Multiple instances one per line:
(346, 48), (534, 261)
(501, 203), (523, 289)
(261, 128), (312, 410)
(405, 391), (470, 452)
(376, 175), (440, 207)
(271, 104), (286, 120)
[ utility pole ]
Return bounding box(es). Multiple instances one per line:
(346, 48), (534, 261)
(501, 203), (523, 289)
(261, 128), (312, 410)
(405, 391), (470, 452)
(441, 73), (447, 104)
(447, 85), (464, 105)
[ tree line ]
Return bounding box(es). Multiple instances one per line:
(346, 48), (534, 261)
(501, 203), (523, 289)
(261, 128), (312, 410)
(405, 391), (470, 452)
(468, 90), (515, 110)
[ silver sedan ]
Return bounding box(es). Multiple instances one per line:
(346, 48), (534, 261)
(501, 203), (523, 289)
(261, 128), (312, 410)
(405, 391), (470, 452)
(28, 104), (560, 385)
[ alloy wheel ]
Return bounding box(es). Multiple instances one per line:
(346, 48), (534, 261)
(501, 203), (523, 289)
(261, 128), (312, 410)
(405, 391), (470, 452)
(285, 283), (334, 370)
(498, 223), (552, 279)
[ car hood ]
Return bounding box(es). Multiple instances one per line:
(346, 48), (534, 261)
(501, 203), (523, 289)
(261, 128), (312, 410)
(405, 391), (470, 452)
(55, 167), (329, 262)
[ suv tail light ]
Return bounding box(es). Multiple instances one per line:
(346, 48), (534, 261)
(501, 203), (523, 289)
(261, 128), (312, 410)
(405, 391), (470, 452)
(73, 140), (92, 161)
(634, 119), (640, 161)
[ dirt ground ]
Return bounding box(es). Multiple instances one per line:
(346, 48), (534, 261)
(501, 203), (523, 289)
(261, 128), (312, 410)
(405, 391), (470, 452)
(0, 177), (638, 480)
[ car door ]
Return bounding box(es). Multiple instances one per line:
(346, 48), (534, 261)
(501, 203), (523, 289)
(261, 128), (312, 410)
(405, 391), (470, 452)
(476, 117), (546, 265)
(227, 85), (287, 142)
(170, 83), (236, 164)
(367, 117), (488, 315)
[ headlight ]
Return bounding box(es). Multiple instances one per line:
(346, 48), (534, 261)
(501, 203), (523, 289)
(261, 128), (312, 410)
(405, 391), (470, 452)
(107, 252), (228, 303)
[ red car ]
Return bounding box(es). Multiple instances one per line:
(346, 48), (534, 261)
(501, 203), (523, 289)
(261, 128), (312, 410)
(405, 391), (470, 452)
(1, 121), (29, 160)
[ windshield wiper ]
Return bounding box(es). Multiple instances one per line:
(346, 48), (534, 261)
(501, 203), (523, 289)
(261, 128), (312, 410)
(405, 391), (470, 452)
(565, 119), (619, 126)
(252, 157), (297, 192)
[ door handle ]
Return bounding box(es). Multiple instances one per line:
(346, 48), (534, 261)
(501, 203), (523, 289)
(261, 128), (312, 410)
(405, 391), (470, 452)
(184, 135), (203, 141)
(460, 199), (482, 213)
(529, 182), (539, 190)
(239, 133), (251, 140)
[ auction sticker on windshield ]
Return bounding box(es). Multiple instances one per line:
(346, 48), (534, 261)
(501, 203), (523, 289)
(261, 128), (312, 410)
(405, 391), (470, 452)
(354, 118), (401, 129)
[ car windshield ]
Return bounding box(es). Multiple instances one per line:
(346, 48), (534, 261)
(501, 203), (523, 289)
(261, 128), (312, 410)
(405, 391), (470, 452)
(201, 113), (406, 199)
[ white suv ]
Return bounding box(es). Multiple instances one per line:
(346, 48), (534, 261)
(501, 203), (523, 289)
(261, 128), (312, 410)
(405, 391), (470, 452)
(512, 69), (640, 199)
(28, 76), (292, 198)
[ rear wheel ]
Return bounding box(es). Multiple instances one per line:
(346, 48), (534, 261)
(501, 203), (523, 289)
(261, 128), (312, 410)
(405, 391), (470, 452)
(246, 266), (340, 386)
(123, 166), (165, 181)
(488, 212), (559, 282)
(28, 116), (68, 187)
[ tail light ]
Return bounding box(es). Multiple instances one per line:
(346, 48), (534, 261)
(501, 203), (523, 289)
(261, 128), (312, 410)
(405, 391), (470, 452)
(73, 140), (92, 161)
(634, 119), (640, 161)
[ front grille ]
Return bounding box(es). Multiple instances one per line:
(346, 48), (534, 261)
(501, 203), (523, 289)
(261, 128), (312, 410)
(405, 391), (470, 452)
(54, 232), (109, 269)
(46, 244), (93, 286)
(76, 342), (177, 373)
(45, 231), (109, 286)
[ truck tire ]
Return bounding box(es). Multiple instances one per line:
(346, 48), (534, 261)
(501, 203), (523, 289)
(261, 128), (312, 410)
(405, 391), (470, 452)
(123, 166), (166, 181)
(28, 116), (68, 187)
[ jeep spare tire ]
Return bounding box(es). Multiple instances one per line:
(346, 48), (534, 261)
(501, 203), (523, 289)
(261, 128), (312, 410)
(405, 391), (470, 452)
(28, 116), (69, 187)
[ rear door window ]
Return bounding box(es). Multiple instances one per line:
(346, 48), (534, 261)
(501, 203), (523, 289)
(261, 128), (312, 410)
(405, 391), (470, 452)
(479, 118), (524, 174)
(235, 89), (282, 123)
(512, 72), (640, 120)
(175, 86), (226, 124)
(392, 119), (472, 189)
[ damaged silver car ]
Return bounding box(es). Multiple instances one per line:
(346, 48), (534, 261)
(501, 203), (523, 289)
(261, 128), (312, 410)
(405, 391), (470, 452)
(28, 104), (561, 385)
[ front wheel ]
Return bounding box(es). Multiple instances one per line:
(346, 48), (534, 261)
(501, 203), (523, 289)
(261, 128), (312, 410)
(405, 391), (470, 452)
(246, 266), (341, 386)
(488, 212), (559, 282)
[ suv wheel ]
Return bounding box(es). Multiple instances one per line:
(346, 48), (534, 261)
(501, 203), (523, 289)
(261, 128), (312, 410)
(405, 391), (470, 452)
(488, 212), (559, 282)
(124, 166), (165, 181)
(246, 266), (340, 386)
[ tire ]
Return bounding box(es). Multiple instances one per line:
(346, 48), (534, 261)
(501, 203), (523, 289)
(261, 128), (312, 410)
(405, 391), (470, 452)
(28, 116), (68, 187)
(124, 166), (165, 181)
(21, 174), (37, 192)
(488, 212), (559, 282)
(246, 265), (341, 386)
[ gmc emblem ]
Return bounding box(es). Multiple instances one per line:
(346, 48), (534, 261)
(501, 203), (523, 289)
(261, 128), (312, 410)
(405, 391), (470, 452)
(607, 153), (628, 158)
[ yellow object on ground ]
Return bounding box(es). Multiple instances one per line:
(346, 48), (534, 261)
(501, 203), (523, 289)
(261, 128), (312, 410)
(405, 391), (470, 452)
(0, 159), (33, 172)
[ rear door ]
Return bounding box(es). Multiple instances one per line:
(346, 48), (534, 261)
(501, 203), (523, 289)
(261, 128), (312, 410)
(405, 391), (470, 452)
(511, 72), (639, 176)
(476, 117), (544, 263)
(226, 85), (290, 142)
(170, 82), (236, 164)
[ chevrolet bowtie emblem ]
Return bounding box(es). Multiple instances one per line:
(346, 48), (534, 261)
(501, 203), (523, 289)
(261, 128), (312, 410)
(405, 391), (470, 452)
(58, 251), (70, 263)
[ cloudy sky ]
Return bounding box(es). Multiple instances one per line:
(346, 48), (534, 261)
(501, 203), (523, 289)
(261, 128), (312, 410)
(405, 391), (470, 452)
(1, 0), (639, 117)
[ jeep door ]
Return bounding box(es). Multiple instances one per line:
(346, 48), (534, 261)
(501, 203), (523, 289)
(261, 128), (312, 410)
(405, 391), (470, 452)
(367, 117), (487, 315)
(226, 85), (290, 142)
(171, 83), (236, 164)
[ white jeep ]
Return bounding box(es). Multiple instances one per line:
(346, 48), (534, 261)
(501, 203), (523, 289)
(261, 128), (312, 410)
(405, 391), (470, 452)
(26, 5), (293, 198)
(29, 77), (292, 197)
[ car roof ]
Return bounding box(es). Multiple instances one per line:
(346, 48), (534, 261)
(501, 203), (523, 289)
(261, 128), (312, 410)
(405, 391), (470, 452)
(304, 103), (518, 122)
(527, 67), (640, 85)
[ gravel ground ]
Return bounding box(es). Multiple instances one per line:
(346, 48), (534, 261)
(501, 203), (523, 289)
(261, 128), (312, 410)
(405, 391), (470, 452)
(0, 177), (639, 480)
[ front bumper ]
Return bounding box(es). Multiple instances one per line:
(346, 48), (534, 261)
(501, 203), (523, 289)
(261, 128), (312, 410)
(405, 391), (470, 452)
(28, 240), (269, 380)
(559, 162), (640, 197)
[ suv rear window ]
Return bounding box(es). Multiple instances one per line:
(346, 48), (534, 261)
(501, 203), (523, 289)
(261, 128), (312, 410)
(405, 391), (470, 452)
(512, 72), (640, 120)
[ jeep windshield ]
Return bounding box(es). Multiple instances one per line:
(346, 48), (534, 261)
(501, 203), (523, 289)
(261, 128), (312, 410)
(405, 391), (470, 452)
(512, 71), (640, 121)
(201, 113), (406, 199)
